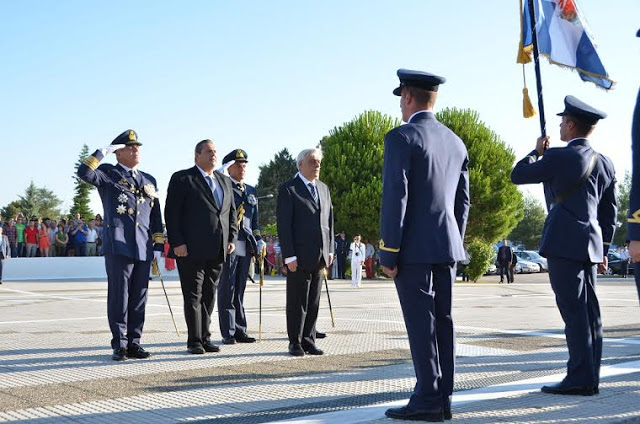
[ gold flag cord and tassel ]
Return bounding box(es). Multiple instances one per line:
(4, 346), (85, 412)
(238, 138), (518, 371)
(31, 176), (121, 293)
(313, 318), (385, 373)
(517, 0), (536, 119)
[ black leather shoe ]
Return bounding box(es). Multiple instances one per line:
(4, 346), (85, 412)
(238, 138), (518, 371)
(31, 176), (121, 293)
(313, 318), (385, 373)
(235, 334), (256, 343)
(126, 344), (151, 359)
(112, 347), (127, 361)
(385, 406), (444, 422)
(222, 337), (236, 345)
(288, 343), (305, 356)
(541, 382), (596, 396)
(203, 341), (220, 353)
(303, 345), (324, 355)
(187, 345), (205, 354)
(316, 331), (326, 339)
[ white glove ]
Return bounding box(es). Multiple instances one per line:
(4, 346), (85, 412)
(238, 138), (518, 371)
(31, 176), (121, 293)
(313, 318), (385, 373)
(257, 239), (266, 255)
(101, 144), (127, 156)
(153, 251), (162, 263)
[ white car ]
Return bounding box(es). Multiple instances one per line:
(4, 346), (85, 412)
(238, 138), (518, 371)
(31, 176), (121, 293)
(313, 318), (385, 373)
(515, 250), (548, 272)
(514, 259), (541, 274)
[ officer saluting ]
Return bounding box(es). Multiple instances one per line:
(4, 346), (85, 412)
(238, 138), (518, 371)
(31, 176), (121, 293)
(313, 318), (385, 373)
(512, 96), (617, 396)
(217, 149), (264, 344)
(380, 69), (470, 422)
(78, 130), (164, 361)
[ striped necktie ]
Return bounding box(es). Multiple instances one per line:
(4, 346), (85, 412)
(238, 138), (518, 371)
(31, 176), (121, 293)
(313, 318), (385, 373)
(308, 183), (318, 204)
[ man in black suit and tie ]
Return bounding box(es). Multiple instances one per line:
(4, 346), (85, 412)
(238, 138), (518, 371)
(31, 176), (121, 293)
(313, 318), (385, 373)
(165, 139), (238, 354)
(277, 148), (334, 357)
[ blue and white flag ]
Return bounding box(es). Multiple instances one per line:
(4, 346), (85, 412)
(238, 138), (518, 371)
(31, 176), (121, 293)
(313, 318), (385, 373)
(520, 0), (614, 90)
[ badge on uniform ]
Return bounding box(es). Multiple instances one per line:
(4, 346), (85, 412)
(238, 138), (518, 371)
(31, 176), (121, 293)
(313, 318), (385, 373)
(128, 207), (134, 215)
(118, 193), (127, 203)
(248, 194), (257, 205)
(143, 184), (158, 199)
(116, 205), (126, 215)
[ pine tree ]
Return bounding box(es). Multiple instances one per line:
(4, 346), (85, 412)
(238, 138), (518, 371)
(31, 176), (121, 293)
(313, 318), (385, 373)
(255, 148), (297, 229)
(70, 144), (95, 219)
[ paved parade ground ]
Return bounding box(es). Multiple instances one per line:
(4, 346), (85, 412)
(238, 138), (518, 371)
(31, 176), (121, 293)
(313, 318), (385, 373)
(0, 272), (639, 423)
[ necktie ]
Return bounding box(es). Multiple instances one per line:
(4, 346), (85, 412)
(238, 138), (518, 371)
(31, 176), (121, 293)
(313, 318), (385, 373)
(308, 183), (318, 204)
(129, 170), (140, 187)
(206, 175), (222, 207)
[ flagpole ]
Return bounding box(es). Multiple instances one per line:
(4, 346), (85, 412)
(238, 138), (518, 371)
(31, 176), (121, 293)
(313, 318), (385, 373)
(527, 0), (547, 137)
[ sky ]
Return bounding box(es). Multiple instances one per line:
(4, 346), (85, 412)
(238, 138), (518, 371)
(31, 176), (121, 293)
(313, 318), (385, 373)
(1, 0), (639, 216)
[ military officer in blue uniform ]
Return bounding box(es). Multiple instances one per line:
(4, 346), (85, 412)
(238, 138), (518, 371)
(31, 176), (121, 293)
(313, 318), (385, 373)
(78, 129), (164, 361)
(512, 96), (617, 396)
(628, 29), (640, 301)
(380, 69), (470, 422)
(217, 149), (264, 344)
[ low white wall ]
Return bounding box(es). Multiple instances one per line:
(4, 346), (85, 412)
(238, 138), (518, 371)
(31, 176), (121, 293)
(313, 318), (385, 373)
(2, 257), (180, 281)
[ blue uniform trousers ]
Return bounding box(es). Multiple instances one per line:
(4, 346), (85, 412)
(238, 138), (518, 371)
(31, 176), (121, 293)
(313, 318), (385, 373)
(394, 263), (455, 411)
(547, 256), (602, 387)
(105, 254), (151, 349)
(218, 253), (251, 339)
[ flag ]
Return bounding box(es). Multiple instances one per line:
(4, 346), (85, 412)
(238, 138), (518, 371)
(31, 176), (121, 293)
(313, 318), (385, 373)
(520, 0), (615, 90)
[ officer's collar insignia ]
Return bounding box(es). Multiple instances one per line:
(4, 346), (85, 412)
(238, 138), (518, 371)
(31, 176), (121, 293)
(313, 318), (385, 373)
(248, 194), (257, 205)
(128, 130), (136, 141)
(236, 150), (244, 159)
(143, 183), (158, 199)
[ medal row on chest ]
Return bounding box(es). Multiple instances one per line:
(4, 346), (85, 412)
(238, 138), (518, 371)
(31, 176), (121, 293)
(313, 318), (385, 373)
(115, 178), (157, 215)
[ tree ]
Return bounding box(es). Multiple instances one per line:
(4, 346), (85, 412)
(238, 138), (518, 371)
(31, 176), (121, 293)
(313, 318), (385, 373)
(0, 181), (62, 219)
(436, 108), (524, 244)
(70, 144), (94, 219)
(255, 148), (297, 229)
(613, 171), (631, 246)
(320, 110), (401, 241)
(467, 240), (494, 282)
(508, 194), (547, 249)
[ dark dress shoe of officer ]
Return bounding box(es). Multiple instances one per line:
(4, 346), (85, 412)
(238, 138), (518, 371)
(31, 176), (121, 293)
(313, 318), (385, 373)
(187, 345), (206, 355)
(315, 331), (326, 339)
(303, 345), (324, 355)
(541, 382), (596, 396)
(385, 406), (444, 422)
(288, 343), (305, 357)
(126, 344), (151, 359)
(202, 341), (220, 353)
(112, 347), (127, 361)
(235, 334), (257, 343)
(222, 337), (236, 345)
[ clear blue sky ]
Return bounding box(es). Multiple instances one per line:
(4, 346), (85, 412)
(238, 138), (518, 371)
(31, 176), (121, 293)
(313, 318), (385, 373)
(1, 0), (638, 215)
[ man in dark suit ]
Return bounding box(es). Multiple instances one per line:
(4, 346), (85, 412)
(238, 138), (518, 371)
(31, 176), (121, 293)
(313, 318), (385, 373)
(512, 96), (617, 396)
(277, 148), (334, 357)
(380, 69), (470, 422)
(217, 149), (263, 345)
(78, 130), (164, 361)
(164, 139), (238, 354)
(335, 230), (348, 279)
(497, 239), (514, 283)
(628, 29), (640, 301)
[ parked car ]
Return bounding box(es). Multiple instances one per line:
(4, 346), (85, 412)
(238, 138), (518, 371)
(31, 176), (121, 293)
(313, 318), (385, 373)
(486, 263), (497, 275)
(514, 250), (548, 272)
(605, 251), (634, 275)
(514, 259), (541, 274)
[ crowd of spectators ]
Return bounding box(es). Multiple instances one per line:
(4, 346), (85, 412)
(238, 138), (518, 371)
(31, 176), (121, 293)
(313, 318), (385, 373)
(0, 213), (105, 258)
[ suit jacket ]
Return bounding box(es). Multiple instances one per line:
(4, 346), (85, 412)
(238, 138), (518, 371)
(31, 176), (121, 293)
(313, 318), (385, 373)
(629, 89), (640, 240)
(277, 175), (334, 271)
(511, 139), (617, 262)
(0, 235), (10, 259)
(379, 111), (470, 268)
(164, 166), (238, 262)
(77, 150), (163, 261)
(497, 245), (513, 265)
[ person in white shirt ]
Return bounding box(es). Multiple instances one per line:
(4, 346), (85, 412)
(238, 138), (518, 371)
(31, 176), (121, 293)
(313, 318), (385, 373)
(85, 219), (99, 256)
(350, 235), (365, 287)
